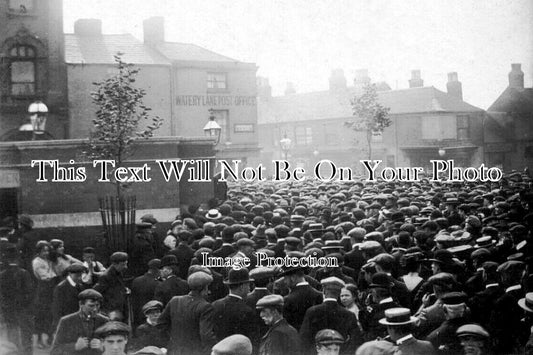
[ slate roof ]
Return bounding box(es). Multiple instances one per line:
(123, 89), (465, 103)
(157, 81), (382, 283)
(488, 87), (533, 113)
(65, 34), (170, 65)
(258, 86), (483, 124)
(155, 42), (240, 63)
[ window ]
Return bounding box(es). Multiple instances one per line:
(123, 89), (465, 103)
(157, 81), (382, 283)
(294, 127), (312, 145)
(8, 0), (34, 13)
(421, 115), (456, 140)
(211, 110), (229, 143)
(207, 73), (227, 90)
(457, 115), (470, 140)
(9, 45), (36, 96)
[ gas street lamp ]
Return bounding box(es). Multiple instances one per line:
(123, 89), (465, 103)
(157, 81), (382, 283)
(203, 108), (221, 145)
(280, 133), (291, 160)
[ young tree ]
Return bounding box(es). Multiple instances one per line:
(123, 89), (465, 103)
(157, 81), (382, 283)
(346, 83), (391, 159)
(87, 53), (163, 198)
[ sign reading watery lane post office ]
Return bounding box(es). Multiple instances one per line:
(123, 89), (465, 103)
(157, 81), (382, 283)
(176, 95), (257, 106)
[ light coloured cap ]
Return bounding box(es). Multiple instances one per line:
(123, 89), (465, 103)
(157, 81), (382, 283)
(211, 334), (252, 355)
(320, 276), (345, 290)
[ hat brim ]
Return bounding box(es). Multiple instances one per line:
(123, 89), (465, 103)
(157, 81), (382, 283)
(277, 266), (308, 277)
(518, 299), (533, 313)
(379, 316), (417, 326)
(368, 283), (394, 289)
(206, 213), (222, 220)
(223, 277), (254, 285)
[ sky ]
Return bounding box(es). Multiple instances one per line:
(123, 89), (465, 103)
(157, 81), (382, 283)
(63, 0), (533, 109)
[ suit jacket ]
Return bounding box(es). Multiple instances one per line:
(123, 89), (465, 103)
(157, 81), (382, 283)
(212, 295), (260, 347)
(157, 293), (217, 355)
(283, 283), (323, 331)
(93, 265), (127, 315)
(133, 322), (168, 349)
(247, 288), (272, 338)
(212, 244), (236, 259)
(299, 300), (362, 355)
(360, 299), (399, 342)
(169, 243), (195, 279)
(344, 246), (366, 275)
(154, 275), (189, 306)
(396, 335), (437, 355)
(51, 311), (109, 355)
(131, 271), (161, 328)
(468, 284), (504, 328)
(52, 278), (85, 328)
(464, 270), (485, 296)
(259, 318), (301, 355)
(426, 317), (468, 355)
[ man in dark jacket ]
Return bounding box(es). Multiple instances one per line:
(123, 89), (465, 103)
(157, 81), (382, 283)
(131, 258), (161, 328)
(212, 268), (260, 348)
(130, 223), (157, 277)
(51, 289), (109, 355)
(53, 263), (87, 328)
(281, 266), (323, 330)
(0, 244), (34, 355)
(299, 277), (361, 355)
(154, 255), (189, 306)
(94, 252), (129, 318)
(157, 271), (217, 355)
(169, 230), (195, 280)
(256, 294), (301, 355)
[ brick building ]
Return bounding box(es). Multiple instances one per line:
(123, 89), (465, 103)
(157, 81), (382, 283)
(258, 69), (485, 173)
(485, 64), (533, 171)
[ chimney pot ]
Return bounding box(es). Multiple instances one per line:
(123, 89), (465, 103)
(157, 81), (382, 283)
(143, 16), (165, 45)
(74, 19), (102, 36)
(509, 63), (524, 89)
(408, 69), (423, 88)
(446, 72), (463, 100)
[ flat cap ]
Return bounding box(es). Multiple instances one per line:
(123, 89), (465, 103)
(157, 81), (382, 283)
(236, 238), (255, 248)
(142, 300), (163, 314)
(187, 271), (213, 289)
(211, 334), (252, 355)
(66, 263), (87, 274)
(94, 321), (130, 338)
(441, 292), (467, 305)
(315, 329), (345, 345)
(256, 294), (284, 309)
(140, 214), (158, 225)
(249, 267), (274, 280)
(78, 289), (103, 301)
(147, 258), (161, 269)
(110, 251), (128, 263)
(456, 324), (490, 338)
(497, 260), (525, 274)
(359, 240), (382, 251)
(321, 276), (346, 290)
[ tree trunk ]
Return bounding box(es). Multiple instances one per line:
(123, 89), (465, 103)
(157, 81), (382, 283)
(366, 130), (372, 160)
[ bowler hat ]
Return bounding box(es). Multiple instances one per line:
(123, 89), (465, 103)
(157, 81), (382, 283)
(369, 272), (394, 289)
(224, 268), (254, 285)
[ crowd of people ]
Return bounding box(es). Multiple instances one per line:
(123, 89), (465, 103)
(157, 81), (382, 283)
(1, 170), (533, 355)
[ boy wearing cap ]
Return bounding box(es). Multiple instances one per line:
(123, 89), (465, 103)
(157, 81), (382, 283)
(81, 247), (106, 287)
(53, 263), (87, 327)
(94, 321), (131, 355)
(133, 300), (167, 350)
(94, 252), (129, 317)
(51, 289), (109, 355)
(256, 294), (301, 355)
(456, 324), (491, 355)
(299, 277), (361, 354)
(315, 329), (345, 355)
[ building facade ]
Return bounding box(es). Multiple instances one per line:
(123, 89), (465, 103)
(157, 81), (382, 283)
(258, 70), (485, 175)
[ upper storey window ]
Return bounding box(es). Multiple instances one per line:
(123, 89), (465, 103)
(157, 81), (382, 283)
(9, 44), (36, 96)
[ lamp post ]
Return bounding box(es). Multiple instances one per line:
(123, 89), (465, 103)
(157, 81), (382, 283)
(203, 108), (221, 145)
(438, 147), (446, 157)
(28, 100), (48, 140)
(280, 133), (291, 160)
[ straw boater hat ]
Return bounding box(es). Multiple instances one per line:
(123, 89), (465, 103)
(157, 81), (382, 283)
(518, 292), (533, 313)
(379, 308), (417, 326)
(206, 209), (222, 220)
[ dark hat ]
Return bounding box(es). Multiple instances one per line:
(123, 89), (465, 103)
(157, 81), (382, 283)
(110, 252), (128, 263)
(211, 334), (252, 355)
(497, 260), (525, 274)
(428, 272), (456, 288)
(224, 268), (254, 285)
(65, 263), (87, 274)
(188, 271), (213, 289)
(256, 294), (284, 309)
(18, 215), (33, 228)
(94, 321), (130, 338)
(379, 307), (417, 325)
(369, 272), (394, 289)
(285, 236), (301, 246)
(160, 255), (178, 268)
(518, 292), (533, 313)
(471, 248), (490, 260)
(441, 292), (467, 305)
(140, 214), (158, 225)
(83, 247), (95, 254)
(456, 324), (490, 339)
(147, 258), (161, 269)
(371, 253), (395, 269)
(249, 267), (274, 281)
(427, 249), (455, 266)
(136, 222), (153, 229)
(142, 300), (163, 314)
(315, 329), (345, 345)
(236, 238), (255, 248)
(78, 289), (103, 302)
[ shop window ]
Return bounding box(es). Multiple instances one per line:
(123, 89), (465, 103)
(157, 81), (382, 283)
(9, 44), (36, 96)
(207, 72), (227, 90)
(211, 110), (229, 143)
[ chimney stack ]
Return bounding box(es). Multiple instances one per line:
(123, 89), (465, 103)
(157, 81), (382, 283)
(143, 17), (165, 45)
(354, 69), (371, 88)
(329, 69), (347, 91)
(257, 77), (272, 99)
(408, 70), (424, 88)
(74, 19), (102, 36)
(285, 82), (296, 95)
(446, 72), (463, 100)
(509, 63), (524, 89)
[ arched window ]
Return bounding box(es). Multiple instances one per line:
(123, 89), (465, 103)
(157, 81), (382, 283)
(9, 44), (36, 95)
